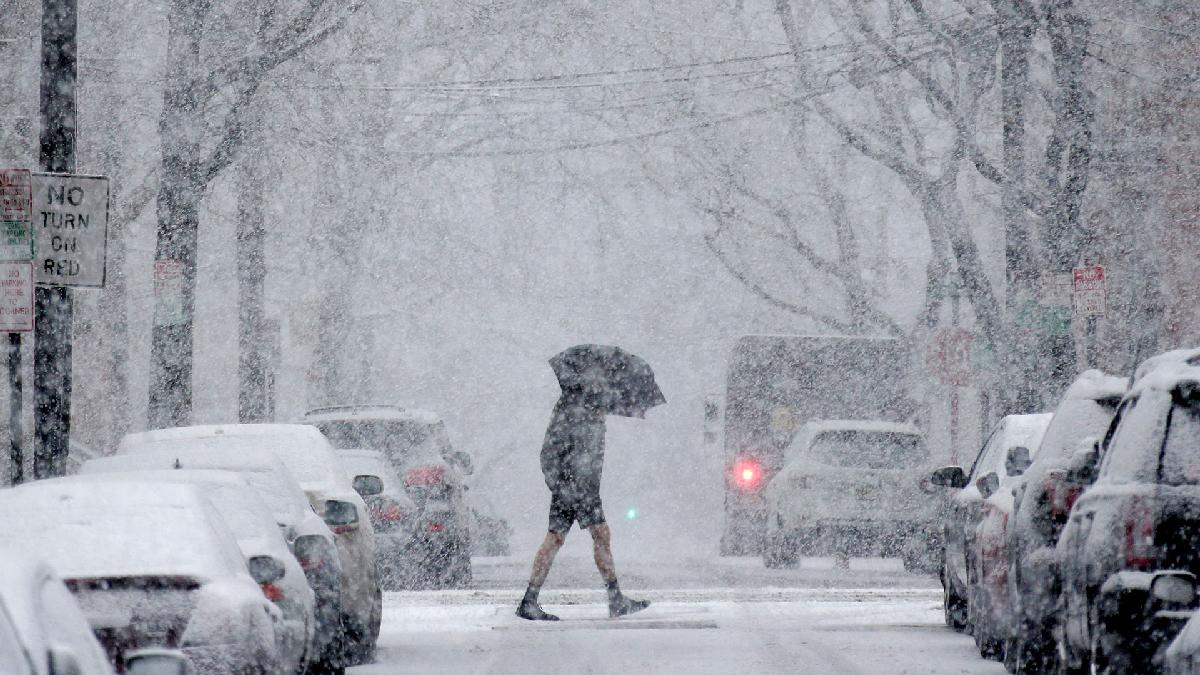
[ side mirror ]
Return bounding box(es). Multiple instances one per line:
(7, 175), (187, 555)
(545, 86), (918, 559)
(976, 472), (1000, 499)
(1006, 446), (1032, 477)
(323, 500), (359, 529)
(1066, 438), (1101, 484)
(352, 474), (384, 497)
(125, 649), (192, 675)
(449, 451), (474, 476)
(48, 646), (82, 675)
(930, 466), (968, 489)
(1152, 572), (1198, 607)
(247, 555), (285, 585)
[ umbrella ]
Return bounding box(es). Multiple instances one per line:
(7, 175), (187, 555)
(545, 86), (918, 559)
(549, 345), (666, 417)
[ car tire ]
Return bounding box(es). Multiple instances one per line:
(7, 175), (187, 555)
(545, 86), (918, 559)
(1010, 627), (1053, 674)
(942, 566), (968, 632)
(441, 537), (473, 589)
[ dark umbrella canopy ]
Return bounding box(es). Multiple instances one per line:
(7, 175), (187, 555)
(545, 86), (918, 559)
(549, 345), (666, 418)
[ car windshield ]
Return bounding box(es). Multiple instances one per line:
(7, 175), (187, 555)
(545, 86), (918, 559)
(1036, 397), (1120, 465)
(806, 430), (927, 469)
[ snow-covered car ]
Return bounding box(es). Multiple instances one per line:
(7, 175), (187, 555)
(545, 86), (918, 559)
(1058, 366), (1200, 675)
(72, 468), (315, 675)
(0, 546), (115, 675)
(969, 421), (1047, 664)
(337, 448), (420, 589)
(82, 447), (345, 672)
(0, 481), (280, 673)
(762, 420), (934, 570)
(930, 412), (1050, 637)
(304, 406), (474, 588)
(1004, 369), (1126, 672)
(469, 494), (512, 557)
(117, 424), (382, 667)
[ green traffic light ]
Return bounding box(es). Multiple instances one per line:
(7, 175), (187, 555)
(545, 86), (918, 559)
(626, 507), (637, 520)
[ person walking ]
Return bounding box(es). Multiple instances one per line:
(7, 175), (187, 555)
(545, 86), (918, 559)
(516, 345), (665, 621)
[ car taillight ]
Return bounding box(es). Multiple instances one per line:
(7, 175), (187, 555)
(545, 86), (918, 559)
(1124, 496), (1156, 570)
(1043, 470), (1082, 518)
(428, 522), (445, 533)
(732, 458), (763, 491)
(260, 582), (285, 602)
(405, 465), (446, 487)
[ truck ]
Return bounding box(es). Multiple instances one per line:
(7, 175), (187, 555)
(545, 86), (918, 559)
(720, 335), (914, 555)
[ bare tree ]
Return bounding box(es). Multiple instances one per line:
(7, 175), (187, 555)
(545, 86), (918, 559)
(148, 0), (363, 429)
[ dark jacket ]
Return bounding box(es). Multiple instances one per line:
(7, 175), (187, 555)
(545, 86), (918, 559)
(540, 395), (606, 492)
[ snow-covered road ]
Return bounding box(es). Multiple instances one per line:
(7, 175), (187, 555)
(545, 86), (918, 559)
(350, 556), (1004, 674)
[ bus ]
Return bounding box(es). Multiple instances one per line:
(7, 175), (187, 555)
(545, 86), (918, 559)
(721, 335), (915, 555)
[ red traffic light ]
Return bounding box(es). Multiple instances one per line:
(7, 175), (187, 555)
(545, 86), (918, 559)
(732, 459), (763, 490)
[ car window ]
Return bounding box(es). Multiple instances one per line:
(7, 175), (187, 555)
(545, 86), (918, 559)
(0, 602), (31, 675)
(1160, 399), (1200, 486)
(1099, 392), (1170, 483)
(38, 577), (106, 671)
(805, 430), (927, 469)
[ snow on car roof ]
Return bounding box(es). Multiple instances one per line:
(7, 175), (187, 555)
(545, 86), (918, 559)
(0, 480), (244, 582)
(1134, 348), (1200, 382)
(799, 419), (921, 436)
(1061, 369), (1128, 402)
(303, 406), (443, 425)
(1126, 363), (1200, 401)
(68, 470), (283, 544)
(85, 448), (308, 523)
(118, 424), (346, 490)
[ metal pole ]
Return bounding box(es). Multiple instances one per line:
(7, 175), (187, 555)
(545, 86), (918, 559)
(7, 333), (21, 484)
(34, 0), (76, 479)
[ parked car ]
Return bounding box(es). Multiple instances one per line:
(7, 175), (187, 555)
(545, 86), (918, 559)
(970, 430), (1045, 665)
(81, 447), (345, 673)
(73, 468), (316, 675)
(117, 424), (382, 667)
(0, 546), (116, 675)
(1004, 370), (1126, 672)
(762, 420), (935, 570)
(0, 480), (281, 673)
(303, 406), (474, 588)
(1058, 365), (1200, 675)
(337, 448), (420, 589)
(929, 412), (1050, 639)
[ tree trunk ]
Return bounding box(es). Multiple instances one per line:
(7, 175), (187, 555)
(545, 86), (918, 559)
(998, 2), (1038, 413)
(147, 1), (207, 429)
(237, 113), (268, 423)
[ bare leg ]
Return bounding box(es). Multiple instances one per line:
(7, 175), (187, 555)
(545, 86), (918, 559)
(588, 522), (650, 618)
(517, 531), (566, 620)
(528, 530), (566, 587)
(588, 522), (617, 582)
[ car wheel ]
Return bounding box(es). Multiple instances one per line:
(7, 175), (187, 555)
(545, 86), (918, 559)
(1011, 626), (1053, 674)
(942, 566), (968, 631)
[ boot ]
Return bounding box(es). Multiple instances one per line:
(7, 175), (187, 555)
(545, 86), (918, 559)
(608, 594), (651, 618)
(516, 585), (559, 621)
(606, 579), (650, 618)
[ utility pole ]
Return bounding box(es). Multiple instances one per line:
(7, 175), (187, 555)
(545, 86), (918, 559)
(34, 0), (76, 479)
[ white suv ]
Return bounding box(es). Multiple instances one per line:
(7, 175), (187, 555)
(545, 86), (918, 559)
(763, 419), (935, 570)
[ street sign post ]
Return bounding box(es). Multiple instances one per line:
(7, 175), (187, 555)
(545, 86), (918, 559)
(1073, 266), (1106, 317)
(31, 173), (109, 287)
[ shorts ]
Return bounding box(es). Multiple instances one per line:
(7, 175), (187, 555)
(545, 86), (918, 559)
(548, 483), (605, 533)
